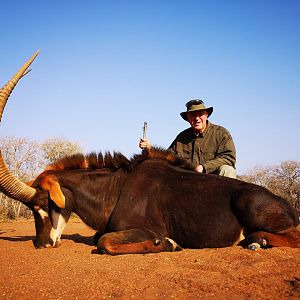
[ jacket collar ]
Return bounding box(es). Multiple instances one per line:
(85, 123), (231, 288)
(192, 121), (210, 137)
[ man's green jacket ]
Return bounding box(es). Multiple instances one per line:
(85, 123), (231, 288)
(169, 121), (236, 174)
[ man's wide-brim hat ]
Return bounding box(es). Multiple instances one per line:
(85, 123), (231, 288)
(180, 99), (213, 121)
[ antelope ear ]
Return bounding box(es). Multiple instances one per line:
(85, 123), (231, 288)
(40, 175), (65, 208)
(48, 180), (65, 208)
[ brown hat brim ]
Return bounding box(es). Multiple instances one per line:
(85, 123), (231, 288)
(180, 107), (213, 121)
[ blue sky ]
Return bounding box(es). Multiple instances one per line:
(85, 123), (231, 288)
(1, 0), (299, 174)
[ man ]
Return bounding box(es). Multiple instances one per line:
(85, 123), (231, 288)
(139, 99), (237, 178)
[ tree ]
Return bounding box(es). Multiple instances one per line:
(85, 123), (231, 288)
(0, 136), (42, 220)
(1, 136), (43, 181)
(268, 161), (300, 209)
(40, 137), (83, 165)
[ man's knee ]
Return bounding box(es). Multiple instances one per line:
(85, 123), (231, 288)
(218, 165), (237, 179)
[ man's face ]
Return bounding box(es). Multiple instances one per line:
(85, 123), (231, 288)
(187, 110), (208, 133)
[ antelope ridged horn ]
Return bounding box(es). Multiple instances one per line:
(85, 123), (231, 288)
(0, 51), (40, 202)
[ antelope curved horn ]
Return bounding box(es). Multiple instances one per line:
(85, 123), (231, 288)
(0, 51), (40, 202)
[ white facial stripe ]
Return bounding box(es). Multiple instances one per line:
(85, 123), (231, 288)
(233, 229), (245, 246)
(37, 209), (49, 220)
(50, 211), (67, 246)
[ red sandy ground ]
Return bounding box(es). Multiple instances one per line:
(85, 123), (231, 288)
(0, 218), (299, 299)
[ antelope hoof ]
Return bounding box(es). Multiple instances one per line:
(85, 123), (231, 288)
(248, 242), (261, 251)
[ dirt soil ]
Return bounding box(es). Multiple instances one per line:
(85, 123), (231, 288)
(0, 218), (299, 300)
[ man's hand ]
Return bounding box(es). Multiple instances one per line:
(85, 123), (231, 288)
(139, 139), (151, 150)
(195, 165), (204, 173)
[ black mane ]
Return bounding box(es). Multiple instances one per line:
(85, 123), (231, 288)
(131, 147), (195, 170)
(46, 147), (195, 172)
